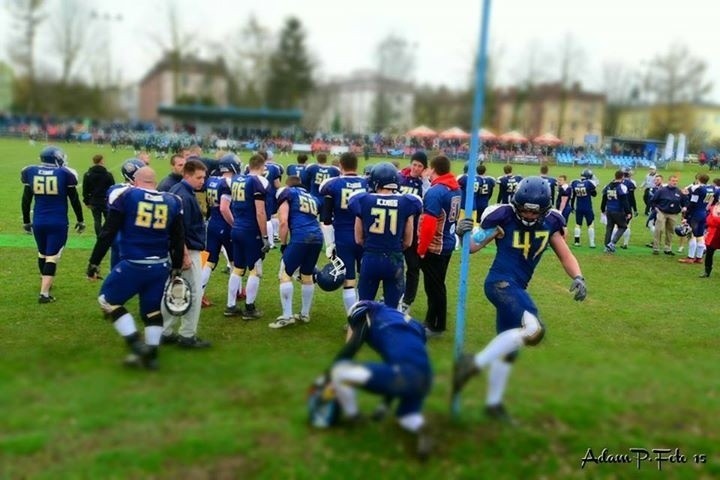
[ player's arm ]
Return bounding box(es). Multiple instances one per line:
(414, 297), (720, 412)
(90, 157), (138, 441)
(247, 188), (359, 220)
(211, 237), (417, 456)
(88, 209), (124, 268)
(219, 194), (234, 225)
(21, 185), (33, 225)
(320, 197), (336, 258)
(254, 196), (268, 237)
(168, 213), (186, 270)
(354, 217), (364, 246)
(600, 191), (608, 213)
(67, 186), (84, 223)
(403, 215), (414, 250)
(416, 212), (437, 258)
(277, 201), (290, 246)
(550, 231), (582, 279)
(333, 321), (369, 363)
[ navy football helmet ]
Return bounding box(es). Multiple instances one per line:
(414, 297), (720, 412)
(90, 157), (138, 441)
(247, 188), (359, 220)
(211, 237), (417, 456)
(581, 169), (594, 180)
(511, 176), (552, 227)
(369, 162), (399, 192)
(363, 164), (374, 177)
(314, 255), (346, 291)
(346, 300), (375, 330)
(622, 167), (633, 177)
(218, 153), (241, 175)
(40, 146), (67, 167)
(120, 158), (145, 183)
(674, 223), (692, 237)
(307, 375), (341, 428)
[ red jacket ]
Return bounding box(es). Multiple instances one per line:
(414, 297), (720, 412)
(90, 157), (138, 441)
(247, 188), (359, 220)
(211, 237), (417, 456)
(706, 206), (720, 249)
(417, 173), (460, 256)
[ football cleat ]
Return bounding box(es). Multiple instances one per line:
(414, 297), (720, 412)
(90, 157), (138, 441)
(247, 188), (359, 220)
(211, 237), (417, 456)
(242, 308), (263, 320)
(484, 403), (516, 425)
(38, 294), (56, 304)
(294, 313), (311, 324)
(223, 305), (242, 317)
(452, 353), (480, 395)
(268, 316), (296, 329)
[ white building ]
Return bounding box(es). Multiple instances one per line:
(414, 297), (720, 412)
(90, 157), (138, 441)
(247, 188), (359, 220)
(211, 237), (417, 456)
(307, 70), (414, 134)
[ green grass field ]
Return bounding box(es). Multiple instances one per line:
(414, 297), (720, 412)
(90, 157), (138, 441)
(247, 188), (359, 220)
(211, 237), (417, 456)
(1, 138), (718, 479)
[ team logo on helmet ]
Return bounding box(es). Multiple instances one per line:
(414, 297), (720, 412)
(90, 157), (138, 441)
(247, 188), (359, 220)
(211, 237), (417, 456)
(314, 255), (346, 291)
(121, 158), (145, 183)
(163, 275), (192, 316)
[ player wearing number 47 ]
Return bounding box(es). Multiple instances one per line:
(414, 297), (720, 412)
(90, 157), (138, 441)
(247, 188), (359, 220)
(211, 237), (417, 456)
(452, 176), (587, 424)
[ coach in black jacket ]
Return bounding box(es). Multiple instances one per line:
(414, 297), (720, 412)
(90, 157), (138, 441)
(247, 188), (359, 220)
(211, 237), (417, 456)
(82, 154), (115, 237)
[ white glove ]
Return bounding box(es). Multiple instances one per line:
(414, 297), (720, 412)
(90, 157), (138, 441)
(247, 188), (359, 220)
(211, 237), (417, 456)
(600, 213), (607, 225)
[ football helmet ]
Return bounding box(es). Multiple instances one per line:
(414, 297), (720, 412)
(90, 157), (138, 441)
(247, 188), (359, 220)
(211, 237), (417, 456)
(463, 162), (469, 174)
(218, 153), (241, 175)
(622, 167), (633, 177)
(346, 300), (375, 330)
(511, 176), (552, 227)
(363, 164), (374, 177)
(307, 375), (341, 428)
(369, 162), (399, 192)
(120, 158), (145, 183)
(40, 146), (67, 167)
(163, 275), (192, 316)
(314, 255), (346, 291)
(581, 169), (594, 180)
(674, 223), (692, 237)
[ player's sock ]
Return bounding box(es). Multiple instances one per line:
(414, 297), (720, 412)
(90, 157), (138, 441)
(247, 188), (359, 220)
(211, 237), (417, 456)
(474, 329), (524, 369)
(334, 382), (359, 417)
(113, 313), (137, 337)
(245, 275), (260, 304)
(227, 274), (241, 308)
(266, 221), (274, 247)
(687, 238), (697, 258)
(301, 284), (314, 317)
(486, 359), (513, 406)
(622, 227), (631, 246)
(588, 226), (595, 247)
(342, 287), (357, 314)
(279, 281), (293, 318)
(271, 218), (280, 238)
(398, 413), (424, 433)
(221, 247), (231, 270)
(144, 326), (162, 346)
(696, 240), (706, 259)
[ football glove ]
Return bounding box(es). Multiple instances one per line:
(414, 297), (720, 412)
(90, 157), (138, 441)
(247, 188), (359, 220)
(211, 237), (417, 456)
(456, 218), (475, 237)
(86, 263), (101, 280)
(261, 236), (271, 255)
(280, 244), (287, 254)
(23, 223), (32, 234)
(75, 222), (86, 233)
(569, 275), (587, 301)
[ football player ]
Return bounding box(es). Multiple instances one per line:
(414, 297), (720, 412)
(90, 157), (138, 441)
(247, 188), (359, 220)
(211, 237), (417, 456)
(570, 169), (598, 247)
(678, 173), (713, 264)
(476, 164), (496, 221)
(86, 166), (184, 370)
(453, 176), (586, 423)
(349, 163), (422, 309)
(303, 152), (341, 198)
(319, 152), (369, 313)
(109, 158), (146, 268)
(256, 150), (283, 248)
(539, 164), (558, 206)
(600, 170), (632, 253)
(555, 174), (572, 224)
(326, 300), (432, 459)
(21, 146), (85, 303)
(228, 154), (271, 319)
(270, 176), (323, 328)
(202, 154), (240, 312)
(397, 151), (429, 314)
(618, 167), (638, 249)
(496, 164), (523, 204)
(286, 153), (310, 188)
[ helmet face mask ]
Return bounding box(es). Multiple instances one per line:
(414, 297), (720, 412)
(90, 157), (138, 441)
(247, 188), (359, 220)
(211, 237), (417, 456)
(511, 177), (551, 227)
(314, 256), (346, 291)
(163, 276), (192, 316)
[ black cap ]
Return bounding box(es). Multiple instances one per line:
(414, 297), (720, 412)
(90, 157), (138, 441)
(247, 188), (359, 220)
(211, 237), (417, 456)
(411, 151), (428, 168)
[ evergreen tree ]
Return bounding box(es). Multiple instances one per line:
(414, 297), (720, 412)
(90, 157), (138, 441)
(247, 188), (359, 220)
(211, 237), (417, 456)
(266, 17), (314, 109)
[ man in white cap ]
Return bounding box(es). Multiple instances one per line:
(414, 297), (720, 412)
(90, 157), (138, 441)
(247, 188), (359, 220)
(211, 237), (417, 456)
(642, 164), (657, 216)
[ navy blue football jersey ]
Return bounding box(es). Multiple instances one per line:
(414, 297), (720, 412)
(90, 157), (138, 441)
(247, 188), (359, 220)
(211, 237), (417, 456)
(349, 192), (422, 252)
(277, 186), (323, 244)
(319, 175), (369, 245)
(21, 165), (79, 225)
(230, 174), (269, 232)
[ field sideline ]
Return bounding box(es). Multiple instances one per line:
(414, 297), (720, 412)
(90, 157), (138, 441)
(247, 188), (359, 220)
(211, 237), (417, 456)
(1, 139), (718, 479)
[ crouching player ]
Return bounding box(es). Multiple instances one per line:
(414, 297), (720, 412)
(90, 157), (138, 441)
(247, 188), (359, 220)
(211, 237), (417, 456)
(86, 167), (185, 369)
(322, 300), (433, 459)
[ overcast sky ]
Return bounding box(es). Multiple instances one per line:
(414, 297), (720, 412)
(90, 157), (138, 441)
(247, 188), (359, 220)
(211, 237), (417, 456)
(2, 0), (719, 101)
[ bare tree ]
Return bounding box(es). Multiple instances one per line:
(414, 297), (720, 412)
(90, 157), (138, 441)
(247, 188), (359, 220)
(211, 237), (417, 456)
(509, 40), (547, 131)
(224, 15), (274, 107)
(6, 0), (46, 112)
(554, 33), (586, 138)
(601, 61), (638, 135)
(51, 0), (87, 85)
(372, 34), (416, 132)
(147, 1), (194, 102)
(641, 43), (713, 142)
